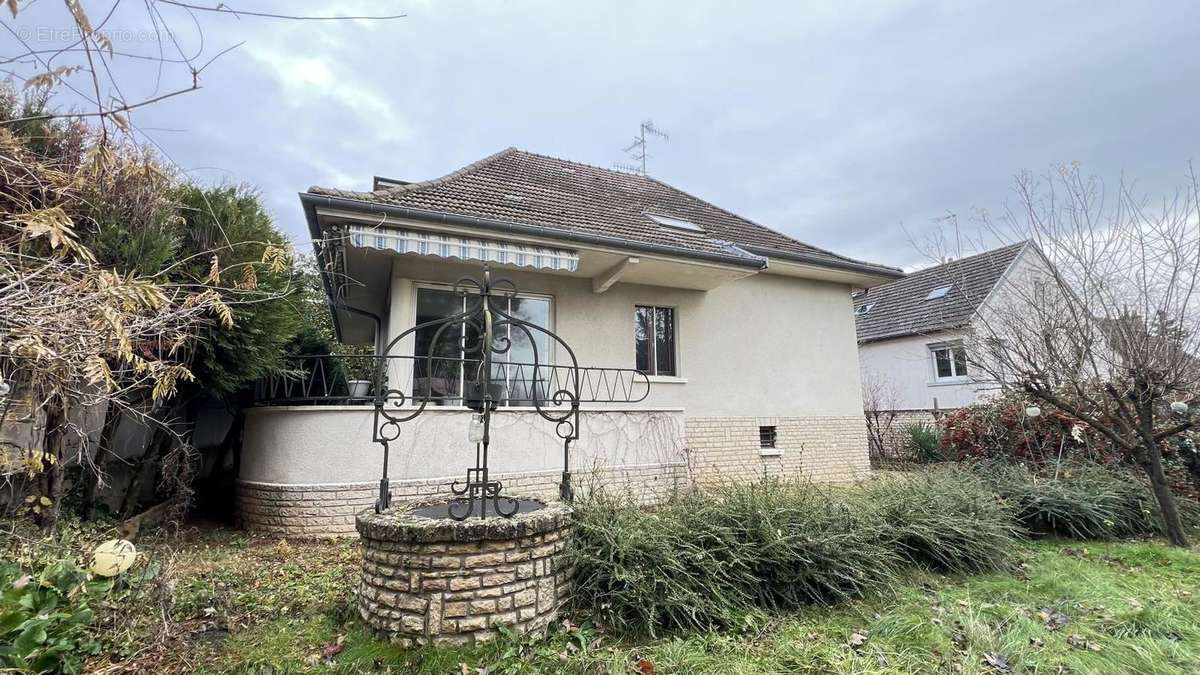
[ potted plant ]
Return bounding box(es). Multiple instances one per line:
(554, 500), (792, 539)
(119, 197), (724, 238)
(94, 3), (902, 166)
(345, 354), (377, 399)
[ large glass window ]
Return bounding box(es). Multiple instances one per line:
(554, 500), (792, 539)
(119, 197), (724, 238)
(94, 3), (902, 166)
(635, 305), (676, 376)
(412, 286), (552, 406)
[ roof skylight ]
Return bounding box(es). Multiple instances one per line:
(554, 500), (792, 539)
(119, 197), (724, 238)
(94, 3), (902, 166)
(646, 212), (703, 232)
(925, 286), (951, 300)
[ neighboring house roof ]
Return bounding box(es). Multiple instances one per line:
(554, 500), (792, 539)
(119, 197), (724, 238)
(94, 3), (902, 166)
(307, 148), (901, 278)
(854, 242), (1028, 343)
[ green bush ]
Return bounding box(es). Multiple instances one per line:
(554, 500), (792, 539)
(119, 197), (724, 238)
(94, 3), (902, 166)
(571, 464), (1200, 637)
(570, 481), (899, 636)
(968, 461), (1187, 539)
(0, 557), (105, 674)
(569, 491), (755, 635)
(866, 467), (1021, 573)
(705, 481), (898, 609)
(904, 422), (946, 462)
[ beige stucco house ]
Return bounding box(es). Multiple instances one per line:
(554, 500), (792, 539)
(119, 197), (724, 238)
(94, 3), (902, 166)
(237, 148), (901, 535)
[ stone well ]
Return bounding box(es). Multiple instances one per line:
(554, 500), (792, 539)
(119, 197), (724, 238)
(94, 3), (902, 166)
(356, 497), (573, 647)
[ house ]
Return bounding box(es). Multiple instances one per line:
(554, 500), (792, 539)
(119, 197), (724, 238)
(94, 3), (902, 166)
(854, 241), (1046, 419)
(237, 148), (902, 536)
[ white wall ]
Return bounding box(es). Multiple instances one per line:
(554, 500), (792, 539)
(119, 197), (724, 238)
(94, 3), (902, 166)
(240, 406), (685, 485)
(857, 245), (1058, 412)
(857, 329), (994, 411)
(384, 256), (867, 418)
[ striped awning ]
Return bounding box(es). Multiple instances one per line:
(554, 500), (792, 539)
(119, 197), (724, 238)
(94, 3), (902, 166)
(347, 225), (579, 272)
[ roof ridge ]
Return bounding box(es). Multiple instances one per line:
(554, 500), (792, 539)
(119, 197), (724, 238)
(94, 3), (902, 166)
(306, 147), (900, 280)
(508, 148), (654, 178)
(887, 241), (1029, 284)
(461, 148), (870, 266)
(930, 240), (1027, 269)
(371, 146), (518, 198)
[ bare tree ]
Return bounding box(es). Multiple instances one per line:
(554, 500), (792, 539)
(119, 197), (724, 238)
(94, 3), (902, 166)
(1, 1), (404, 144)
(862, 373), (902, 466)
(938, 163), (1200, 546)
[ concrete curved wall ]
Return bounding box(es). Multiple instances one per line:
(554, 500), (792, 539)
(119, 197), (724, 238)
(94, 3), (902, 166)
(240, 406), (685, 485)
(236, 406), (688, 536)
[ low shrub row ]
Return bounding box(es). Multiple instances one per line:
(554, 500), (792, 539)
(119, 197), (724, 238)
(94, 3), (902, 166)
(570, 467), (1020, 636)
(571, 463), (1199, 636)
(968, 460), (1198, 539)
(868, 465), (1021, 573)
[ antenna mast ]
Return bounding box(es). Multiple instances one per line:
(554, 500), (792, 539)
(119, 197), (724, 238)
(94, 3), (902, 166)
(615, 119), (669, 175)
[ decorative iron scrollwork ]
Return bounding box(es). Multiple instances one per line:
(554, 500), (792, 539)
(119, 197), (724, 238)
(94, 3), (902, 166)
(370, 265), (583, 519)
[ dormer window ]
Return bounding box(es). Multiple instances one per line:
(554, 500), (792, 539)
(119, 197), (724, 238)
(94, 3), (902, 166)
(646, 213), (703, 232)
(925, 286), (951, 300)
(855, 303), (875, 316)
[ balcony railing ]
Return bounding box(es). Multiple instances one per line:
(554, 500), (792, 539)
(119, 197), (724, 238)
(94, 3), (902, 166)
(253, 354), (652, 407)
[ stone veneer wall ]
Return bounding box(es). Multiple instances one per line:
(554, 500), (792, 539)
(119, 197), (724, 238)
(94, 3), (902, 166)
(357, 499), (573, 647)
(238, 461), (684, 538)
(684, 416), (871, 484)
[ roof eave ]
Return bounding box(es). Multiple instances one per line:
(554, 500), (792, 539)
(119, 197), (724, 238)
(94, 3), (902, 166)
(300, 191), (770, 271)
(856, 322), (971, 345)
(301, 194), (346, 342)
(740, 244), (904, 281)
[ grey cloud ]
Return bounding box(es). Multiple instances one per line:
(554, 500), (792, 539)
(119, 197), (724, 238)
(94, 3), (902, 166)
(6, 0), (1198, 268)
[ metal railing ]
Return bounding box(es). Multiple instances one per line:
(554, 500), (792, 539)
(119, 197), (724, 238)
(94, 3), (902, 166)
(253, 353), (651, 407)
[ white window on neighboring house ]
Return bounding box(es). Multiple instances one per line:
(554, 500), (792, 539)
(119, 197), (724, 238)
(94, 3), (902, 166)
(930, 343), (969, 381)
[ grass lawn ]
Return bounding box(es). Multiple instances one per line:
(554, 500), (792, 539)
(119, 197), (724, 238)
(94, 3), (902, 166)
(80, 526), (1200, 674)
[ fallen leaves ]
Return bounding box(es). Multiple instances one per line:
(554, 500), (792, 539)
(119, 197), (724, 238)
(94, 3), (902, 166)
(847, 630), (869, 648)
(982, 652), (1012, 671)
(1037, 607), (1070, 631)
(1066, 634), (1103, 651)
(323, 633), (346, 659)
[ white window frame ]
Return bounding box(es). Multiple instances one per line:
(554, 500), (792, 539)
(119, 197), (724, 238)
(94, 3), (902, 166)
(929, 341), (969, 383)
(410, 281), (556, 406)
(634, 304), (680, 379)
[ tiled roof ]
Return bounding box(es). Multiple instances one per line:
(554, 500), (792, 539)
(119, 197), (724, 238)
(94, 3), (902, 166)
(854, 242), (1028, 343)
(308, 148), (900, 276)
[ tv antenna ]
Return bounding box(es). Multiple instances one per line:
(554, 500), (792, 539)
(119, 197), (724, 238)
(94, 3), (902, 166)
(614, 120), (669, 175)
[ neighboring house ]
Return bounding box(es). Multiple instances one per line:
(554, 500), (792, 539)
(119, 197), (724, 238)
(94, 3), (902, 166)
(238, 148), (901, 535)
(854, 241), (1043, 415)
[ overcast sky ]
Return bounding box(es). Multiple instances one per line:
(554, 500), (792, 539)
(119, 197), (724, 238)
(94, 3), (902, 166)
(6, 1), (1199, 269)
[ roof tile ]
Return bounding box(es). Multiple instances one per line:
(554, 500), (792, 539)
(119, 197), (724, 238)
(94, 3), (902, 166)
(854, 242), (1027, 342)
(309, 148), (899, 275)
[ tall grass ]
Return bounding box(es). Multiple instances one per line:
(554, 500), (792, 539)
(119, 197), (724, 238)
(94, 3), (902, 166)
(703, 481), (900, 609)
(969, 461), (1175, 539)
(865, 466), (1021, 573)
(569, 491), (757, 634)
(571, 462), (1199, 636)
(571, 474), (1014, 635)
